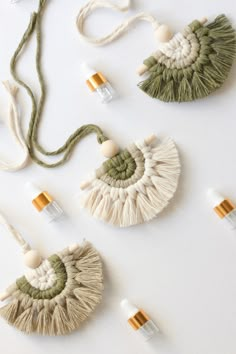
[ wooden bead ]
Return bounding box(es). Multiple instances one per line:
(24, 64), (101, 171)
(80, 180), (92, 190)
(0, 291), (9, 302)
(137, 64), (148, 76)
(145, 134), (157, 145)
(69, 244), (79, 253)
(101, 140), (119, 158)
(24, 250), (42, 269)
(200, 17), (208, 25)
(155, 24), (173, 43)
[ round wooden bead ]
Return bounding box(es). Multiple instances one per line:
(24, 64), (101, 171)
(0, 291), (9, 302)
(101, 140), (119, 158)
(24, 250), (42, 269)
(200, 17), (208, 25)
(80, 180), (92, 190)
(69, 244), (79, 253)
(155, 24), (173, 43)
(145, 134), (157, 145)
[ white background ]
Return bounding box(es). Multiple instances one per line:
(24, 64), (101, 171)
(0, 1), (236, 353)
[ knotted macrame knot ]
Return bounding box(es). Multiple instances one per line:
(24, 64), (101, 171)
(104, 150), (137, 181)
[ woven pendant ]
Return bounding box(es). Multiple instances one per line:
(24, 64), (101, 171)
(76, 3), (236, 102)
(0, 242), (103, 335)
(139, 15), (236, 102)
(80, 135), (181, 227)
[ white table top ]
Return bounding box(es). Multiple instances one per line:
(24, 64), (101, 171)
(0, 1), (236, 353)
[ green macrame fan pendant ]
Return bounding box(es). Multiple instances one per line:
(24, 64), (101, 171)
(80, 135), (181, 227)
(0, 241), (103, 335)
(139, 15), (236, 102)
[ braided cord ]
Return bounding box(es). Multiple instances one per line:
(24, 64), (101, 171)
(10, 0), (107, 168)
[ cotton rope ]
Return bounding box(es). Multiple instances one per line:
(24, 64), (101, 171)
(10, 0), (108, 168)
(76, 0), (160, 45)
(0, 212), (30, 252)
(0, 81), (29, 171)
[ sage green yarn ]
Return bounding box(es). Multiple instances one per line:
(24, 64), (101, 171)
(16, 255), (67, 300)
(97, 145), (145, 189)
(139, 15), (236, 102)
(10, 0), (108, 168)
(103, 150), (137, 180)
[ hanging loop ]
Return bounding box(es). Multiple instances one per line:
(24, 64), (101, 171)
(76, 0), (160, 46)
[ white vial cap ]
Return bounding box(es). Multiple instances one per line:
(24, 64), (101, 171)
(25, 182), (42, 200)
(207, 189), (225, 208)
(80, 62), (97, 80)
(120, 299), (139, 319)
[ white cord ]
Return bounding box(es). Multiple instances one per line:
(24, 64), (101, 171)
(0, 212), (30, 301)
(76, 0), (160, 45)
(0, 81), (29, 172)
(0, 212), (30, 252)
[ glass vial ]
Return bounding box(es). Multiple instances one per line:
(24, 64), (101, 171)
(81, 62), (115, 103)
(120, 299), (159, 341)
(25, 182), (64, 223)
(207, 189), (236, 230)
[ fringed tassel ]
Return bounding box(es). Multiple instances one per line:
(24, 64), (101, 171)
(36, 307), (54, 335)
(52, 304), (72, 335)
(0, 300), (19, 323)
(14, 307), (36, 334)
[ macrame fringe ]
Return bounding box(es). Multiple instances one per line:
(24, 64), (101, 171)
(0, 242), (103, 335)
(81, 137), (181, 227)
(139, 15), (236, 102)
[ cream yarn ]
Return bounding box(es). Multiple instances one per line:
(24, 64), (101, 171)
(76, 0), (161, 46)
(0, 81), (29, 171)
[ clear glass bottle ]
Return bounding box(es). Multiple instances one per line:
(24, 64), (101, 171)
(81, 62), (115, 103)
(207, 189), (236, 230)
(25, 182), (64, 223)
(120, 299), (160, 341)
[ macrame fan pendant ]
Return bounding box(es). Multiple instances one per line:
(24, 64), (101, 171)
(80, 135), (181, 227)
(139, 15), (236, 102)
(0, 241), (103, 335)
(77, 3), (236, 103)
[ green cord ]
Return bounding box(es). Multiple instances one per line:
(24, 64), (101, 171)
(10, 0), (108, 168)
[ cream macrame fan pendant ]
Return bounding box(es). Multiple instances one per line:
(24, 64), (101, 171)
(80, 135), (181, 227)
(0, 214), (103, 335)
(77, 1), (236, 102)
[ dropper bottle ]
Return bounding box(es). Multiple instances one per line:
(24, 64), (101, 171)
(120, 299), (160, 341)
(207, 189), (236, 230)
(25, 182), (64, 223)
(81, 62), (115, 103)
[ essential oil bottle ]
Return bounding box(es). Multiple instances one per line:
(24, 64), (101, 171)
(120, 299), (159, 341)
(207, 189), (236, 230)
(81, 62), (115, 103)
(25, 182), (64, 223)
